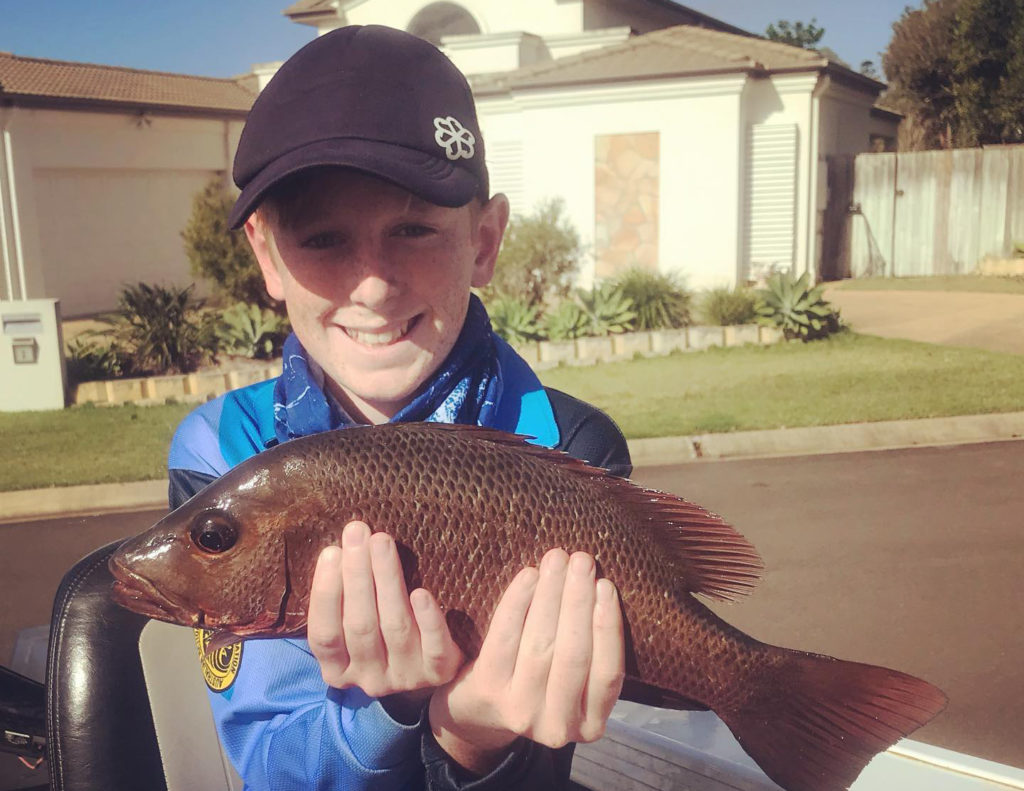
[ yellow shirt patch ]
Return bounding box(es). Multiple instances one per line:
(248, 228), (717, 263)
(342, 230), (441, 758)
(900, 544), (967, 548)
(194, 628), (243, 692)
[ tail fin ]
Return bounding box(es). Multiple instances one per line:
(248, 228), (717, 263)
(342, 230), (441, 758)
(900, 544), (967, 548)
(719, 650), (947, 791)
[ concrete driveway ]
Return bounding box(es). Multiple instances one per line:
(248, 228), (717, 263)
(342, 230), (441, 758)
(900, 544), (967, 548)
(824, 288), (1024, 355)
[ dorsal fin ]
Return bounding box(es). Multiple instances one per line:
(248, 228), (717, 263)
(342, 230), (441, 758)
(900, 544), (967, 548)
(605, 481), (763, 601)
(392, 423), (763, 601)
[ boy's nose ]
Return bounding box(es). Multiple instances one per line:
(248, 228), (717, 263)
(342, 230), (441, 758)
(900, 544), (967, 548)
(348, 248), (401, 308)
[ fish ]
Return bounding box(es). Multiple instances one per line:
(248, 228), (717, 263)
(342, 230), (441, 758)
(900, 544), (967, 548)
(109, 422), (946, 791)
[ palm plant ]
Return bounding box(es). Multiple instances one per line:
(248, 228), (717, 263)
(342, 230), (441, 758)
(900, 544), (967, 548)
(612, 268), (692, 329)
(100, 283), (217, 374)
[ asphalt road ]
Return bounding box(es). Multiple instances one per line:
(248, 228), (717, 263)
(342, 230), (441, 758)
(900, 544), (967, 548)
(631, 440), (1024, 770)
(0, 439), (1022, 787)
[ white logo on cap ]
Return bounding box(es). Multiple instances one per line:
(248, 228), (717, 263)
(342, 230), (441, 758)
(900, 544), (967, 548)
(434, 116), (475, 161)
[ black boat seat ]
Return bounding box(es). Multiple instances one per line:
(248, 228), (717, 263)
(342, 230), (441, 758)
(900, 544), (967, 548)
(45, 540), (242, 791)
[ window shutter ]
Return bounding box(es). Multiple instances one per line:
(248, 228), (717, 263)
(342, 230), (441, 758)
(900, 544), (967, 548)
(746, 123), (798, 279)
(486, 140), (524, 213)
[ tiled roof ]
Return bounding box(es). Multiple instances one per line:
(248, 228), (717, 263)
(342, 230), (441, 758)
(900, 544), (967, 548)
(471, 24), (872, 95)
(0, 52), (256, 113)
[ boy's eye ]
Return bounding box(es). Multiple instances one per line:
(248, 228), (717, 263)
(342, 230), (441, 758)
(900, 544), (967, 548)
(300, 232), (344, 250)
(394, 224), (435, 239)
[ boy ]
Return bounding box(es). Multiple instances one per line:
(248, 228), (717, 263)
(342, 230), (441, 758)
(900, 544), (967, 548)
(169, 24), (631, 790)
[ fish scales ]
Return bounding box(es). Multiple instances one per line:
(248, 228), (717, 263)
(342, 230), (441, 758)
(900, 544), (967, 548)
(276, 423), (707, 676)
(109, 422), (947, 791)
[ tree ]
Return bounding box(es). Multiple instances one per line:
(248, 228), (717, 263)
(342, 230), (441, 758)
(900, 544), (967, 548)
(182, 178), (276, 310)
(764, 18), (826, 49)
(860, 60), (880, 79)
(883, 0), (1024, 149)
(950, 0), (1024, 145)
(882, 0), (959, 149)
(483, 198), (582, 307)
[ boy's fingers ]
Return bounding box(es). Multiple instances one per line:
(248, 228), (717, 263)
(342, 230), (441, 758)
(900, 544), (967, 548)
(474, 566), (539, 683)
(512, 549), (569, 692)
(581, 579), (625, 741)
(368, 532), (418, 657)
(307, 545), (350, 679)
(410, 588), (463, 683)
(544, 552), (597, 731)
(340, 521), (385, 666)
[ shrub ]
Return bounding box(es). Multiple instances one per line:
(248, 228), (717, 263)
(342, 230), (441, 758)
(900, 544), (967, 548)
(100, 283), (218, 374)
(543, 299), (590, 341)
(486, 295), (543, 344)
(578, 282), (636, 335)
(215, 302), (290, 359)
(182, 178), (275, 310)
(700, 286), (759, 325)
(612, 268), (692, 330)
(65, 337), (129, 383)
(485, 198), (582, 306)
(755, 271), (841, 341)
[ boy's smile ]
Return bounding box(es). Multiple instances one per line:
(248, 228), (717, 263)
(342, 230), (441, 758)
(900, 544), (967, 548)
(341, 316), (417, 347)
(246, 169), (508, 425)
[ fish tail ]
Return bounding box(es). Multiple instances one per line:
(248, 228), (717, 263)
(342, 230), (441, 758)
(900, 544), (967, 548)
(718, 649), (947, 791)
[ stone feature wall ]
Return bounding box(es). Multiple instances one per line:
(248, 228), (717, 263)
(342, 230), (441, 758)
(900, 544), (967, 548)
(594, 132), (660, 279)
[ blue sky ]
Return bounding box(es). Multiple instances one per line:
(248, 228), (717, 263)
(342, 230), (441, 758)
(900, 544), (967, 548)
(1, 0), (911, 79)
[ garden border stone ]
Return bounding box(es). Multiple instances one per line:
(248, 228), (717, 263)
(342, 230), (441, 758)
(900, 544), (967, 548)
(69, 325), (782, 406)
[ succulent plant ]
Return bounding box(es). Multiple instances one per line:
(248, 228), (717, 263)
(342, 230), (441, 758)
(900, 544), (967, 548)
(755, 271), (841, 341)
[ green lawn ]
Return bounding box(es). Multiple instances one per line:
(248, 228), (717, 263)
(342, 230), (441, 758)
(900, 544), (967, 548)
(829, 275), (1024, 294)
(3, 332), (1024, 491)
(541, 331), (1024, 438)
(0, 402), (192, 492)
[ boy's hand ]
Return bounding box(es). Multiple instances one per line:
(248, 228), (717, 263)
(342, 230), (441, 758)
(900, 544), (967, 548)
(307, 521), (464, 715)
(427, 548), (626, 775)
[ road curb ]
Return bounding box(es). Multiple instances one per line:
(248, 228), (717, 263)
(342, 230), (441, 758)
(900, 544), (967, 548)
(4, 412), (1024, 521)
(0, 479), (167, 523)
(627, 411), (1024, 466)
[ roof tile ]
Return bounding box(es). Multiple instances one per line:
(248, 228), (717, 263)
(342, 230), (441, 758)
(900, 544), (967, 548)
(471, 25), (829, 94)
(0, 52), (256, 112)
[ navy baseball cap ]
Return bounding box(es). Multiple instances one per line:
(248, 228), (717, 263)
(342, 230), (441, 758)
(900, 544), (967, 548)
(228, 25), (489, 229)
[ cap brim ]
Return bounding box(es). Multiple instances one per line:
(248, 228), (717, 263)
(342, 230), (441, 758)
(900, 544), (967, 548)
(228, 138), (481, 229)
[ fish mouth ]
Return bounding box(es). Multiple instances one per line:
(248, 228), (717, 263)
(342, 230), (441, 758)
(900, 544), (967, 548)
(108, 556), (198, 627)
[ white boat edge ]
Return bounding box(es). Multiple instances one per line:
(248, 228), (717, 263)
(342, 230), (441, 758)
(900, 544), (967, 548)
(571, 701), (1024, 791)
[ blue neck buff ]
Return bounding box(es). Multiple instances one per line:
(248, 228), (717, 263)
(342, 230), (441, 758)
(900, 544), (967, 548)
(273, 295), (500, 442)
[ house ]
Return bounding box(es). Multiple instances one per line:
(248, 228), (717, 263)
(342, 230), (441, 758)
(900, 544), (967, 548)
(0, 54), (254, 317)
(0, 1), (897, 316)
(284, 0), (899, 290)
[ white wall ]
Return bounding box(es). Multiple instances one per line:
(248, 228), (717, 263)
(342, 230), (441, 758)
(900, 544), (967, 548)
(2, 107), (244, 316)
(479, 73), (831, 291)
(818, 81), (897, 158)
(340, 0), (585, 37)
(479, 76), (750, 291)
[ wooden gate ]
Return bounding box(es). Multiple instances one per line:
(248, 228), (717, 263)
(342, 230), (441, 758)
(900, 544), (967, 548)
(825, 145), (1024, 278)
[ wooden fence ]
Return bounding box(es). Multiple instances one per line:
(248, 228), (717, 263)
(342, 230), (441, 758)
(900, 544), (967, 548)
(823, 145), (1024, 280)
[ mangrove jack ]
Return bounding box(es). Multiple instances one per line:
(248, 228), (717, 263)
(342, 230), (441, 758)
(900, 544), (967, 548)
(110, 423), (946, 791)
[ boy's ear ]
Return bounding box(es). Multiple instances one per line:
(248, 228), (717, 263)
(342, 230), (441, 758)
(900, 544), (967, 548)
(471, 194), (510, 289)
(245, 214), (286, 302)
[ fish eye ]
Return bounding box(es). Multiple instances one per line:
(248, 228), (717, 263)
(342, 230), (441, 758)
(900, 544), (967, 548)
(190, 512), (239, 554)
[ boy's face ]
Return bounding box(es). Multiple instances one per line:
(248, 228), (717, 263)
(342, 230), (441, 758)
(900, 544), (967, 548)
(246, 169), (508, 424)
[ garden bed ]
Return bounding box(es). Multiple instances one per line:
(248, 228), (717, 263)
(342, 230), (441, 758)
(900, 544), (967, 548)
(69, 325), (780, 406)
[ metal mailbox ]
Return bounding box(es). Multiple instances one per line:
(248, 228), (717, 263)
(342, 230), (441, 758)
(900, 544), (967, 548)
(0, 298), (67, 411)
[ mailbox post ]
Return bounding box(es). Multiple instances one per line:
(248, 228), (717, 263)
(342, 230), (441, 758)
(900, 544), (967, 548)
(0, 299), (67, 411)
